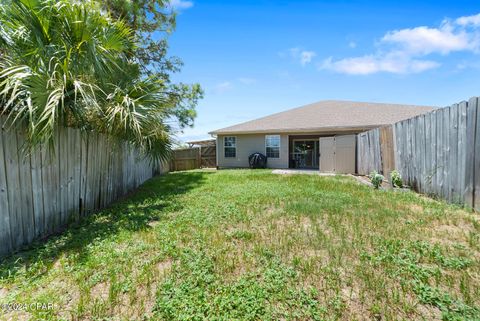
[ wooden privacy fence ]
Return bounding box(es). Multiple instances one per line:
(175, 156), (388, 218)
(200, 145), (216, 168)
(170, 145), (216, 171)
(0, 120), (165, 257)
(357, 126), (396, 177)
(357, 96), (480, 210)
(170, 148), (201, 171)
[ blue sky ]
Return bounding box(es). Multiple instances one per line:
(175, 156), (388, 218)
(167, 0), (480, 142)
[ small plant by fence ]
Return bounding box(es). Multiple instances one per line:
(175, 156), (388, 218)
(0, 119), (166, 257)
(357, 96), (480, 211)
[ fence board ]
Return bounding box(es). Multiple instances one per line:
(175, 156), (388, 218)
(88, 132), (97, 210)
(443, 107), (451, 201)
(474, 99), (480, 211)
(457, 102), (467, 203)
(421, 115), (427, 193)
(4, 127), (24, 249)
(465, 98), (477, 208)
(436, 110), (444, 197)
(424, 113), (432, 194)
(58, 126), (67, 226)
(395, 122), (405, 180)
(415, 116), (423, 191)
(449, 105), (459, 202)
(0, 125), (12, 256)
(374, 129), (382, 173)
(30, 147), (44, 238)
(16, 131), (35, 244)
(41, 146), (53, 234)
(430, 111), (437, 196)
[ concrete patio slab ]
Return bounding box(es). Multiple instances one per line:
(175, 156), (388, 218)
(271, 169), (336, 176)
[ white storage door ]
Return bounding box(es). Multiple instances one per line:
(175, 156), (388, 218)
(319, 137), (335, 172)
(319, 135), (356, 174)
(335, 135), (356, 174)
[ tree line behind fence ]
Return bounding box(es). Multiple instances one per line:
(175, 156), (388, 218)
(357, 96), (480, 211)
(0, 118), (167, 257)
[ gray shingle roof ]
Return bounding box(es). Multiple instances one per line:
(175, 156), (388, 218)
(210, 100), (435, 135)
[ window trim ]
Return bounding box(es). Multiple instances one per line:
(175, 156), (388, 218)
(265, 134), (280, 159)
(224, 136), (237, 158)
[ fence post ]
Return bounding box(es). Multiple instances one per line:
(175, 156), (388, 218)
(465, 97), (478, 209)
(197, 147), (202, 169)
(474, 99), (480, 211)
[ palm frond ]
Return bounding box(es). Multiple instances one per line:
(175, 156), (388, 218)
(0, 0), (198, 161)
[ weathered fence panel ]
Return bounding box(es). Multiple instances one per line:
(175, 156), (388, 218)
(356, 128), (388, 176)
(171, 148), (201, 171)
(379, 126), (395, 177)
(357, 96), (480, 211)
(0, 119), (166, 257)
(356, 129), (382, 175)
(170, 145), (217, 172)
(201, 146), (216, 168)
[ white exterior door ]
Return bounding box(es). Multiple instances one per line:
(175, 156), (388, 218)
(335, 135), (356, 174)
(319, 137), (335, 172)
(319, 135), (356, 173)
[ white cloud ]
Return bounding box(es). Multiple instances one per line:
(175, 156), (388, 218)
(456, 13), (480, 27)
(281, 47), (317, 65)
(211, 78), (256, 93)
(238, 77), (257, 85)
(382, 24), (474, 55)
(300, 51), (316, 66)
(169, 0), (194, 10)
(320, 53), (439, 75)
(320, 12), (480, 75)
(213, 81), (232, 93)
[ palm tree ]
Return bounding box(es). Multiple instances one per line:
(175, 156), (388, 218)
(0, 0), (188, 162)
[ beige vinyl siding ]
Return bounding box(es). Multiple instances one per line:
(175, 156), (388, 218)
(216, 134), (289, 168)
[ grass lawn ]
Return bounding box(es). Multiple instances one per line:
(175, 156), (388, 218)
(0, 170), (479, 320)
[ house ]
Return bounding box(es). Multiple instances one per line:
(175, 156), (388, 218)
(209, 100), (434, 173)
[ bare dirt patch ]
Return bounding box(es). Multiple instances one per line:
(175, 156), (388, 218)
(112, 259), (173, 319)
(2, 310), (32, 321)
(148, 219), (161, 228)
(341, 286), (372, 321)
(74, 259), (174, 320)
(427, 221), (475, 247)
(157, 259), (173, 276)
(408, 204), (424, 214)
(0, 287), (8, 300)
(54, 281), (81, 319)
(416, 304), (442, 320)
(90, 282), (110, 301)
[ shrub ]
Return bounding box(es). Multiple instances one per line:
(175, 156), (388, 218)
(370, 171), (384, 189)
(390, 170), (403, 188)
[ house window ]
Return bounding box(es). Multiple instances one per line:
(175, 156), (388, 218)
(224, 136), (236, 158)
(265, 135), (280, 158)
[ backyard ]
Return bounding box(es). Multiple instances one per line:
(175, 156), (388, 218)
(0, 170), (479, 320)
